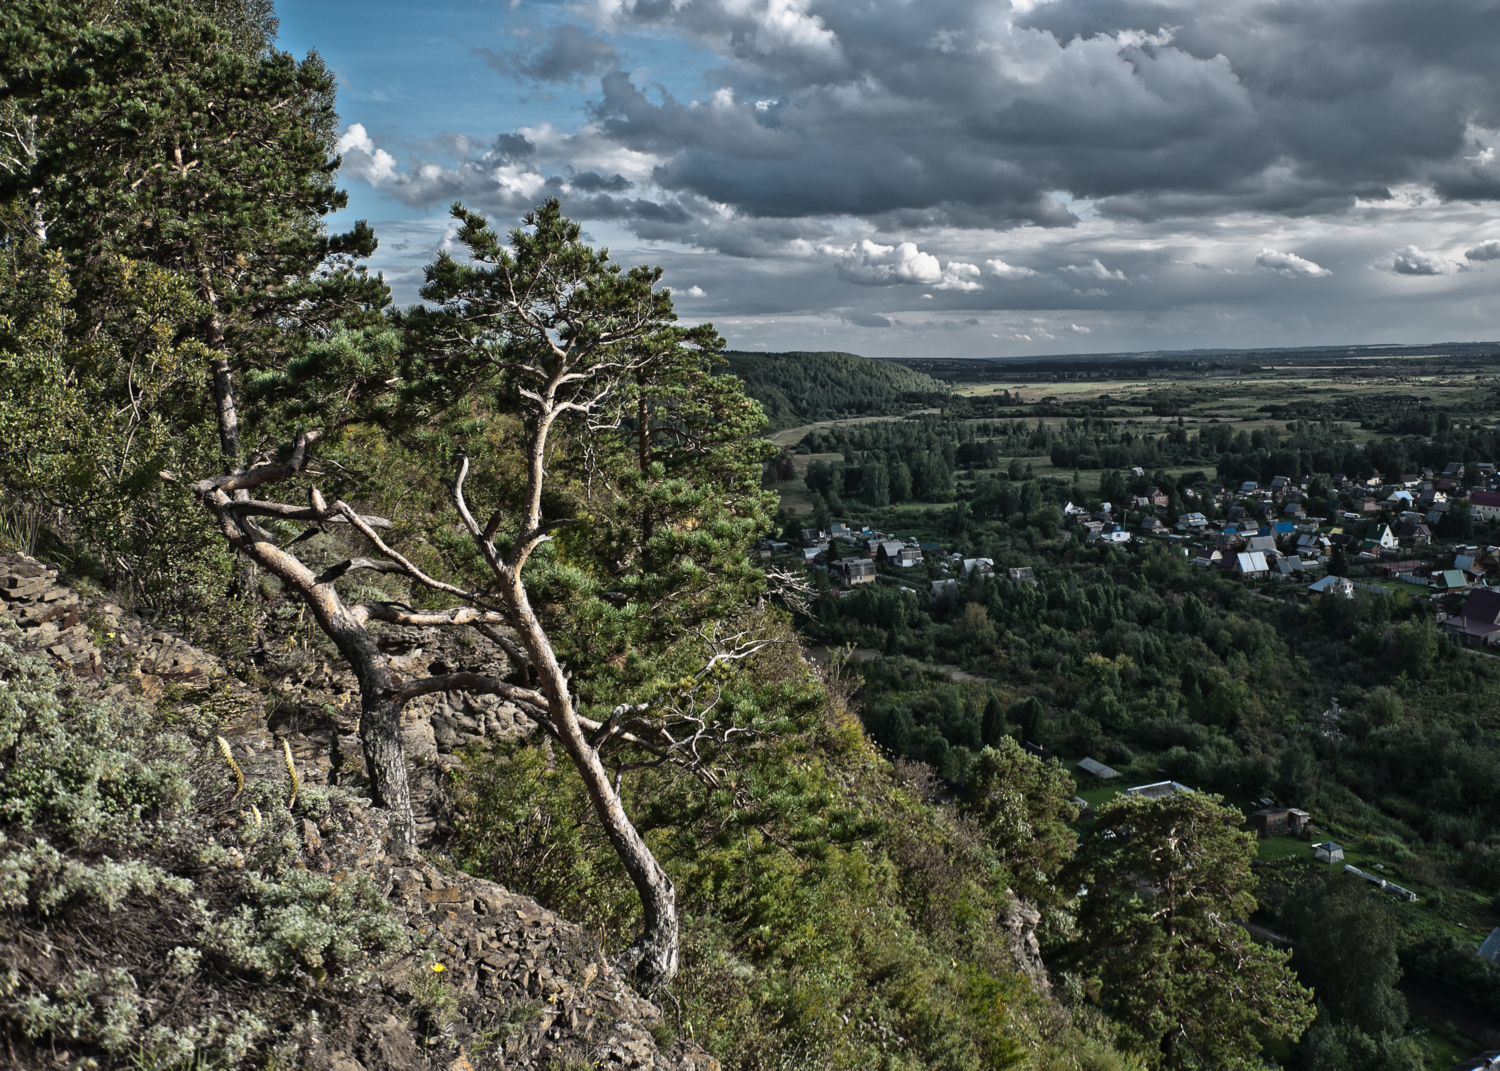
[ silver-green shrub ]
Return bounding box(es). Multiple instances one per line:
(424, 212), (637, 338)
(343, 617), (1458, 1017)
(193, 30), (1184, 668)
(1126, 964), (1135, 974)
(0, 621), (407, 1065)
(0, 636), (194, 845)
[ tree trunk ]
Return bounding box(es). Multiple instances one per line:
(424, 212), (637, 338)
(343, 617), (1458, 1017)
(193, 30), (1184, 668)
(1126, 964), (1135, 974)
(227, 520), (418, 851)
(209, 356), (242, 467)
(638, 383), (654, 544)
(322, 608), (416, 850)
(358, 689), (416, 850)
(499, 562), (678, 988)
(558, 719), (679, 989)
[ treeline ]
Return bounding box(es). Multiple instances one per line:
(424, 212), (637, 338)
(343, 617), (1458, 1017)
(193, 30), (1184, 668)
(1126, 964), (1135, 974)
(722, 350), (948, 429)
(797, 407), (1500, 492)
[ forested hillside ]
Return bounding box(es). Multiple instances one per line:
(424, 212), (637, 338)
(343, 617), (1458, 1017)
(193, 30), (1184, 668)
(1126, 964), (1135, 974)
(722, 349), (949, 429)
(0, 3), (1157, 1070)
(777, 394), (1500, 1070)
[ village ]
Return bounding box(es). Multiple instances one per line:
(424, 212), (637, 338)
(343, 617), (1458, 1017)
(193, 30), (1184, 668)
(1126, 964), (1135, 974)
(763, 459), (1500, 650)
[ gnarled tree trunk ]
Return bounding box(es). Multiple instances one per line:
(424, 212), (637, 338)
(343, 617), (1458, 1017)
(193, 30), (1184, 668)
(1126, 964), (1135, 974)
(497, 559), (678, 988)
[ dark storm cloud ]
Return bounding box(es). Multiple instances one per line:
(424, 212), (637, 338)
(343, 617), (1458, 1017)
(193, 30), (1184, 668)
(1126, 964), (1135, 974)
(1017, 0), (1500, 206)
(576, 0), (1500, 233)
(566, 169), (633, 192)
(1467, 239), (1500, 262)
(350, 0), (1500, 294)
(474, 24), (618, 85)
(492, 133), (536, 160)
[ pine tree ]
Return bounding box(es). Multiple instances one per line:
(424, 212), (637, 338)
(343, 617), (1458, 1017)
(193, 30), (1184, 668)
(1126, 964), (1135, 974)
(1, 0), (387, 469)
(1063, 791), (1314, 1069)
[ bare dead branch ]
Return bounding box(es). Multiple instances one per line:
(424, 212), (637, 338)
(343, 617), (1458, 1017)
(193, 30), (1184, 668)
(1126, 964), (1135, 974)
(350, 602), (508, 628)
(472, 622), (531, 673)
(313, 557), (408, 585)
(335, 500), (482, 601)
(389, 670), (546, 711)
(226, 499), (393, 528)
(192, 429), (321, 495)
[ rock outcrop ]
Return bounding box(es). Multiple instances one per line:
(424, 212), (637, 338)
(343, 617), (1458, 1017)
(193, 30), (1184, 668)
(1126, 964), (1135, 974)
(0, 552), (718, 1070)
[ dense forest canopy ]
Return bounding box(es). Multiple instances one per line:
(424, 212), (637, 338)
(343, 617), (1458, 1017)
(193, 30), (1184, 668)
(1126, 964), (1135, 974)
(722, 349), (949, 429)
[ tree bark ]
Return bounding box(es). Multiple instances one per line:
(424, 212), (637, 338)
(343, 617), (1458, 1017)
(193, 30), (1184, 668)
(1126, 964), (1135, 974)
(322, 607), (415, 849)
(497, 553), (678, 988)
(194, 467), (417, 849)
(209, 355), (242, 469)
(558, 707), (679, 988)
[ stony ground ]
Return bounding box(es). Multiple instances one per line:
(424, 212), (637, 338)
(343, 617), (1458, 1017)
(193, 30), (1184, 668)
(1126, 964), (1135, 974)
(0, 553), (719, 1071)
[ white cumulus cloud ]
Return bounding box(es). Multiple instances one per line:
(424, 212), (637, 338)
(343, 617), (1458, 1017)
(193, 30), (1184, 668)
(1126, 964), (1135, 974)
(1391, 245), (1452, 276)
(335, 123), (397, 184)
(936, 261), (983, 291)
(833, 240), (981, 290)
(986, 258), (1039, 280)
(1069, 323), (1091, 334)
(746, 0), (841, 55)
(1255, 248), (1332, 278)
(683, 285), (707, 297)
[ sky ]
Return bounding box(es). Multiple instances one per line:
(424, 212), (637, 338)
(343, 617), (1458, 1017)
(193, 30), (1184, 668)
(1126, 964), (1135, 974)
(278, 0), (1500, 359)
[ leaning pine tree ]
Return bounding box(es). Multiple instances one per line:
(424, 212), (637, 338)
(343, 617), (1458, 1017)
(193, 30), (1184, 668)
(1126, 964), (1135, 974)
(188, 199), (776, 990)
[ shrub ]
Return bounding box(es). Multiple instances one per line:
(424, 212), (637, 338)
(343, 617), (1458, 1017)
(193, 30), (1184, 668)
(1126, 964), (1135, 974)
(0, 622), (406, 1066)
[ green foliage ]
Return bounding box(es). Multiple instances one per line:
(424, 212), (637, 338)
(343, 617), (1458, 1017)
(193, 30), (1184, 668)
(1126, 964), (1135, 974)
(723, 350), (949, 430)
(19, 966), (146, 1053)
(0, 0), (386, 632)
(406, 964), (463, 1037)
(966, 741), (1080, 910)
(1400, 933), (1500, 1011)
(0, 838), (192, 914)
(451, 742), (623, 932)
(1264, 867), (1410, 1041)
(0, 0), (386, 364)
(1063, 792), (1315, 1069)
(450, 640), (1132, 1070)
(394, 200), (776, 661)
(0, 245), (245, 632)
(1285, 1014), (1424, 1071)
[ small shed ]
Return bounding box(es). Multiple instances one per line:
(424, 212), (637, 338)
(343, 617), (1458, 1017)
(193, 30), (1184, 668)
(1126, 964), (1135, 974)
(1313, 841), (1345, 865)
(1076, 757), (1120, 781)
(1252, 808), (1292, 837)
(1254, 807), (1311, 837)
(1125, 780), (1193, 800)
